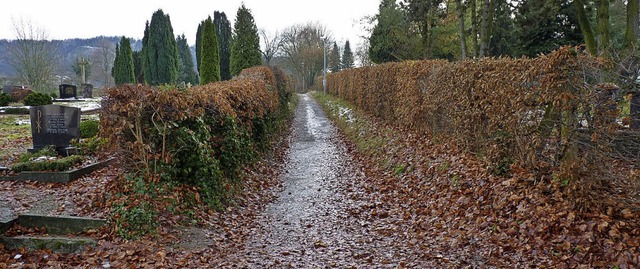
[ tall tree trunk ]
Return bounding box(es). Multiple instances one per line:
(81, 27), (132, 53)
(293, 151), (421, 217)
(574, 0), (597, 55)
(625, 0), (639, 49)
(456, 0), (468, 60)
(471, 0), (478, 58)
(479, 0), (495, 57)
(422, 8), (434, 59)
(597, 0), (610, 54)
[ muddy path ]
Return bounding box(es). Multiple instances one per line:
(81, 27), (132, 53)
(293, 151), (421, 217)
(229, 93), (404, 268)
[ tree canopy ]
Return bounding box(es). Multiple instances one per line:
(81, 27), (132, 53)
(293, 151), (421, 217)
(329, 42), (341, 72)
(230, 4), (262, 77)
(113, 36), (135, 85)
(214, 11), (232, 81)
(341, 40), (354, 69)
(199, 16), (221, 85)
(176, 34), (198, 85)
(142, 9), (179, 85)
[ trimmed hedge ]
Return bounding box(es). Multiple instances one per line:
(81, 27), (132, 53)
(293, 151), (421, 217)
(323, 47), (614, 177)
(101, 66), (291, 206)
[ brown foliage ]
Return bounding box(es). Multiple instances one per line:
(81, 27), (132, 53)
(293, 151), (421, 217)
(100, 66), (279, 174)
(10, 88), (33, 102)
(325, 47), (639, 212)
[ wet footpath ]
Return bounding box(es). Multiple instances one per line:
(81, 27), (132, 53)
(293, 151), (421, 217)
(227, 93), (410, 268)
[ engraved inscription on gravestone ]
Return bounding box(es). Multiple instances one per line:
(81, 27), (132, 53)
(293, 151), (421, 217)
(29, 104), (80, 155)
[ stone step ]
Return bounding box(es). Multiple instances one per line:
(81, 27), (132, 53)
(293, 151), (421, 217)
(0, 207), (14, 234)
(0, 235), (96, 253)
(16, 214), (106, 235)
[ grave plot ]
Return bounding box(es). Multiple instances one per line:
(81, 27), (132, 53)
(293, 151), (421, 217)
(0, 104), (113, 183)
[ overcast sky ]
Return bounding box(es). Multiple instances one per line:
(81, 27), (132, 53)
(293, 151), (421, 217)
(1, 0), (379, 48)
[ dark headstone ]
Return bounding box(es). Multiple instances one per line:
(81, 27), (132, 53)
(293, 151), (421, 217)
(58, 84), (77, 99)
(29, 105), (80, 155)
(81, 84), (93, 98)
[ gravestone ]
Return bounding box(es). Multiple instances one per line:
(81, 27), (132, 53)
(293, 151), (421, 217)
(29, 105), (80, 156)
(81, 84), (93, 98)
(58, 84), (77, 99)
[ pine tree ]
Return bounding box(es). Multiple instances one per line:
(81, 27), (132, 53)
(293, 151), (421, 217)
(142, 9), (179, 85)
(176, 34), (198, 85)
(230, 4), (262, 76)
(214, 11), (232, 81)
(195, 20), (204, 76)
(329, 42), (341, 73)
(341, 40), (354, 69)
(200, 16), (221, 84)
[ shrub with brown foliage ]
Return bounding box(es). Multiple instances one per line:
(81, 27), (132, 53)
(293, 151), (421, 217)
(100, 66), (286, 207)
(325, 46), (635, 210)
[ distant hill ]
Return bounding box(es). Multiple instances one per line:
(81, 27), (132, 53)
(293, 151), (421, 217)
(0, 36), (143, 89)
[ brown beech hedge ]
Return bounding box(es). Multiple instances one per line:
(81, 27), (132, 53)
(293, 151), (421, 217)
(100, 66), (290, 207)
(325, 47), (627, 185)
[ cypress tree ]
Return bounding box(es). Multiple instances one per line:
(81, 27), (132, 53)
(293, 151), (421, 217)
(121, 37), (135, 84)
(341, 40), (354, 69)
(329, 42), (341, 73)
(214, 11), (232, 81)
(200, 16), (221, 84)
(176, 34), (198, 85)
(123, 37), (135, 84)
(132, 50), (144, 83)
(142, 9), (179, 85)
(112, 43), (119, 80)
(230, 4), (262, 76)
(195, 20), (204, 76)
(141, 22), (151, 83)
(114, 36), (135, 85)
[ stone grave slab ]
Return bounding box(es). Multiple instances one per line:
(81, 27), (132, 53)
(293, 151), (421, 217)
(58, 84), (77, 99)
(81, 83), (93, 98)
(29, 104), (80, 155)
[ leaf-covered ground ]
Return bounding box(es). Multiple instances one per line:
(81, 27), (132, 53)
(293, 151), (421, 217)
(1, 93), (639, 268)
(313, 92), (640, 268)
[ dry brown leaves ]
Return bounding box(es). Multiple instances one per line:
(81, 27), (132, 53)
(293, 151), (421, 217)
(322, 95), (639, 267)
(0, 119), (291, 268)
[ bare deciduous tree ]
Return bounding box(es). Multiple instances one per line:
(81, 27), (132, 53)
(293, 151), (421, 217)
(7, 17), (58, 91)
(260, 29), (282, 66)
(355, 40), (374, 67)
(280, 22), (331, 91)
(92, 38), (116, 89)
